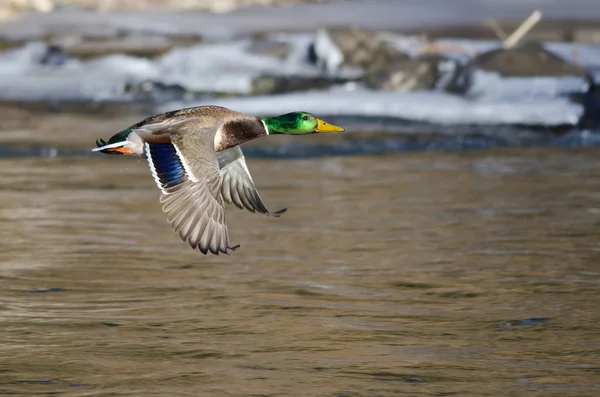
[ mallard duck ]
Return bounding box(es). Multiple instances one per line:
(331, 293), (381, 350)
(92, 105), (344, 255)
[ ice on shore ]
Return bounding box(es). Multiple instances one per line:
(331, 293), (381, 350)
(157, 86), (582, 128)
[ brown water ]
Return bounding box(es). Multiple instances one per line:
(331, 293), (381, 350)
(1, 145), (599, 396)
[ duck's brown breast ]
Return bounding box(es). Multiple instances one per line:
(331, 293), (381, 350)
(214, 117), (267, 151)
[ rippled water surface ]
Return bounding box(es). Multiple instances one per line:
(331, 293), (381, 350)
(1, 141), (599, 395)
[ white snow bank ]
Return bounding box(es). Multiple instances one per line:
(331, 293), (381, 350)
(467, 70), (588, 99)
(0, 40), (325, 100)
(0, 43), (160, 101)
(156, 41), (322, 94)
(157, 88), (583, 127)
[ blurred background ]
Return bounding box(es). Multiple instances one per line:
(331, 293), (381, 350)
(1, 1), (599, 396)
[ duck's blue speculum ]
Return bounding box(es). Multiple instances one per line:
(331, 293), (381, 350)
(146, 143), (186, 190)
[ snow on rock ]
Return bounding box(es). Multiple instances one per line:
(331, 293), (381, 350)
(0, 44), (160, 101)
(156, 41), (322, 94)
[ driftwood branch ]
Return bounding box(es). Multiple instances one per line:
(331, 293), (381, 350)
(486, 19), (508, 41)
(502, 10), (543, 49)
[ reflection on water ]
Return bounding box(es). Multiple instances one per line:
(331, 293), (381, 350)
(1, 149), (599, 396)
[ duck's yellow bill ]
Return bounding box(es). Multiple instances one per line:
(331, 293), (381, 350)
(315, 118), (345, 133)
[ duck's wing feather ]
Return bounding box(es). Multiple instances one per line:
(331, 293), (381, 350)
(217, 146), (287, 217)
(145, 124), (239, 255)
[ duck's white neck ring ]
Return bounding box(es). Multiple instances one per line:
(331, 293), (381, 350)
(261, 119), (270, 136)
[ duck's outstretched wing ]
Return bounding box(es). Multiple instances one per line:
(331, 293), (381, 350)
(145, 124), (239, 255)
(217, 146), (287, 217)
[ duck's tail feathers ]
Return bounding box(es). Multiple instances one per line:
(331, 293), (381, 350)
(92, 139), (126, 154)
(92, 131), (145, 157)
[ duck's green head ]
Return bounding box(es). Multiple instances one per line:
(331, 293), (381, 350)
(262, 112), (345, 135)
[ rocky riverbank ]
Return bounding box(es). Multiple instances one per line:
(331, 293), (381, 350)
(0, 0), (599, 150)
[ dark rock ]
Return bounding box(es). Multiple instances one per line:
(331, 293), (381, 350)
(576, 75), (600, 130)
(473, 42), (588, 77)
(435, 54), (473, 94)
(250, 74), (345, 95)
(2, 42), (70, 69)
(39, 44), (69, 66)
(367, 54), (471, 93)
(367, 57), (437, 91)
(309, 27), (409, 75)
(122, 80), (187, 102)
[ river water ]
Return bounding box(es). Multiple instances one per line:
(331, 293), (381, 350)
(0, 110), (599, 396)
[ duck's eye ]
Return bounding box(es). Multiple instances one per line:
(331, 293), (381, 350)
(302, 116), (309, 120)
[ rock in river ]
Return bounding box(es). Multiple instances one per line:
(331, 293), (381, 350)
(366, 54), (471, 93)
(308, 27), (409, 75)
(473, 41), (588, 77)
